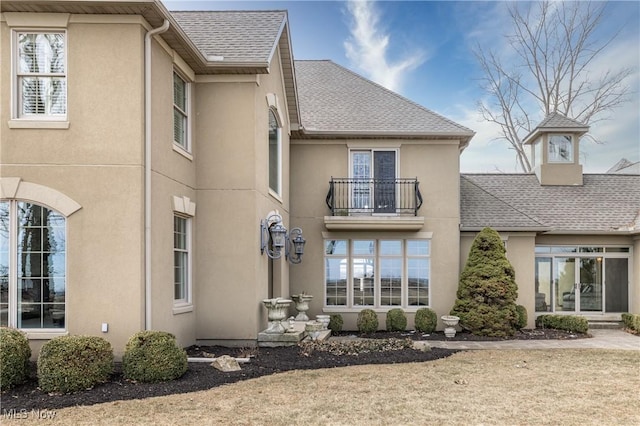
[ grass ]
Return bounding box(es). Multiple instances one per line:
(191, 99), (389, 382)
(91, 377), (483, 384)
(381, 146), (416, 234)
(3, 349), (639, 425)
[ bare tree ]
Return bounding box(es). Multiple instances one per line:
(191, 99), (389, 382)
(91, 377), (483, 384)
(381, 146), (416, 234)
(476, 1), (633, 172)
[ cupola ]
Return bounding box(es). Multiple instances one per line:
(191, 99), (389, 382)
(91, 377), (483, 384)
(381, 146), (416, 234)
(523, 112), (589, 186)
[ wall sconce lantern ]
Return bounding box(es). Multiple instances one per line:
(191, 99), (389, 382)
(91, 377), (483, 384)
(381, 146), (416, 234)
(260, 213), (306, 264)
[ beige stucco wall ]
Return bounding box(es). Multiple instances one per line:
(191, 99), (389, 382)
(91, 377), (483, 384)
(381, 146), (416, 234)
(193, 46), (291, 344)
(289, 139), (462, 331)
(1, 17), (147, 357)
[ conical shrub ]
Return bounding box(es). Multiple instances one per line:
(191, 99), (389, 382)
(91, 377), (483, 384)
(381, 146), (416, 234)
(450, 227), (519, 337)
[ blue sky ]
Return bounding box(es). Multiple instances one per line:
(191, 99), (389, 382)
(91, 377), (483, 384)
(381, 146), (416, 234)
(165, 0), (640, 173)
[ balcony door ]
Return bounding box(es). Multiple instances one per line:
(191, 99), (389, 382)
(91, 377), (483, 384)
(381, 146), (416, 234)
(351, 150), (396, 214)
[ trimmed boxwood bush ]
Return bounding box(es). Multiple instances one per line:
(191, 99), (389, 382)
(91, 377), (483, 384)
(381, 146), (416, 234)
(451, 227), (519, 337)
(515, 305), (528, 330)
(328, 314), (343, 333)
(357, 309), (379, 334)
(38, 335), (113, 393)
(536, 314), (589, 334)
(621, 313), (640, 333)
(386, 308), (407, 332)
(414, 308), (438, 333)
(0, 327), (32, 390)
(122, 331), (187, 383)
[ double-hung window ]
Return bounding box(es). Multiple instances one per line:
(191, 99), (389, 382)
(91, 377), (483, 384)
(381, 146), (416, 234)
(173, 215), (190, 304)
(173, 71), (190, 152)
(324, 239), (430, 309)
(15, 31), (67, 119)
(1, 201), (66, 329)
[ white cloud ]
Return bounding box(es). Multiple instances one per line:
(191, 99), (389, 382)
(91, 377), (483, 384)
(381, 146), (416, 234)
(343, 0), (425, 92)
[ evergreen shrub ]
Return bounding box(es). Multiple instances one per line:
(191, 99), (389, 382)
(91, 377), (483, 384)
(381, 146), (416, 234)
(450, 227), (519, 337)
(328, 314), (343, 333)
(122, 331), (187, 383)
(0, 327), (32, 390)
(414, 308), (438, 333)
(536, 314), (589, 334)
(357, 309), (379, 334)
(38, 335), (113, 393)
(621, 313), (640, 333)
(385, 308), (407, 332)
(515, 305), (528, 330)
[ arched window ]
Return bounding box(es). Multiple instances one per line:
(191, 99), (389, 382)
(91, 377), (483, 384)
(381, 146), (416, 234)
(268, 109), (281, 195)
(0, 201), (66, 329)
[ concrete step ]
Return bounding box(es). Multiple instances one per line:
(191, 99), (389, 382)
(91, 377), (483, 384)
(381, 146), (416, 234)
(588, 321), (623, 329)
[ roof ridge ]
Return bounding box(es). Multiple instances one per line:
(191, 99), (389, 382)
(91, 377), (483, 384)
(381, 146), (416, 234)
(461, 176), (547, 227)
(317, 60), (475, 135)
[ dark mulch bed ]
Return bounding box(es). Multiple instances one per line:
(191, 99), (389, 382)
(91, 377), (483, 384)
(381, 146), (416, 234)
(1, 328), (587, 412)
(335, 328), (591, 341)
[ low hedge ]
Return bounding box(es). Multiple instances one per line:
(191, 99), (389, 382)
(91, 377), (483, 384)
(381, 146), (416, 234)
(535, 314), (589, 334)
(122, 331), (187, 383)
(515, 305), (528, 330)
(0, 327), (32, 390)
(414, 308), (437, 333)
(38, 335), (113, 394)
(386, 308), (407, 332)
(357, 309), (379, 334)
(328, 314), (343, 333)
(621, 313), (640, 333)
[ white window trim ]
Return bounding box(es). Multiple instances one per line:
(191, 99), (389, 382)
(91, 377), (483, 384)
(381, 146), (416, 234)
(173, 70), (192, 154)
(11, 29), (68, 125)
(172, 196), (195, 314)
(1, 200), (69, 333)
(323, 238), (431, 311)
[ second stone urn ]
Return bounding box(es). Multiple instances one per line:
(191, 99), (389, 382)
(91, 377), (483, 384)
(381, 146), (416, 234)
(291, 293), (313, 321)
(441, 315), (460, 338)
(262, 298), (293, 334)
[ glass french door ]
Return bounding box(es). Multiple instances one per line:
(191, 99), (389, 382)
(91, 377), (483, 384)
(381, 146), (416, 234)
(351, 150), (396, 213)
(555, 257), (603, 312)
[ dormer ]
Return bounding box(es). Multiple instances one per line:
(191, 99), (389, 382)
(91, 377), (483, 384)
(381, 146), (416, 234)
(524, 112), (589, 186)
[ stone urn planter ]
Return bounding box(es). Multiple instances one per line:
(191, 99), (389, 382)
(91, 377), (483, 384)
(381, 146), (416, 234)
(305, 321), (324, 341)
(262, 298), (293, 334)
(316, 315), (330, 330)
(441, 315), (460, 338)
(291, 293), (313, 321)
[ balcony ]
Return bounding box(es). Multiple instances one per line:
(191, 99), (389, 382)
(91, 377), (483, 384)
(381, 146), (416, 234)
(324, 178), (425, 231)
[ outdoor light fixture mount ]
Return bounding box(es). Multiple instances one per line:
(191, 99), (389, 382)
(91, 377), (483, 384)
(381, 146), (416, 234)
(260, 213), (306, 263)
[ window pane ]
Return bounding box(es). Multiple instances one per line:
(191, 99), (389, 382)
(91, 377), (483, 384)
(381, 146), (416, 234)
(173, 73), (186, 110)
(269, 111), (280, 192)
(379, 240), (401, 256)
(353, 240), (374, 255)
(380, 258), (401, 306)
(325, 258), (347, 306)
(19, 304), (42, 328)
(535, 257), (552, 312)
(174, 109), (186, 147)
(325, 240), (347, 256)
(408, 258), (429, 306)
(407, 240), (429, 256)
(353, 258), (374, 306)
(19, 33), (65, 73)
(605, 247), (629, 253)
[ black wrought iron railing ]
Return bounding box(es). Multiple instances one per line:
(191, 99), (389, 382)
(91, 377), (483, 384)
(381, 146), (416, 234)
(325, 178), (423, 216)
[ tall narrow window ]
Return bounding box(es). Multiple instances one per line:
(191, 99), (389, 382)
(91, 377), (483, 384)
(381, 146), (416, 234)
(268, 110), (281, 194)
(173, 215), (190, 303)
(173, 72), (189, 151)
(0, 201), (66, 329)
(325, 240), (348, 306)
(407, 240), (430, 306)
(16, 31), (66, 119)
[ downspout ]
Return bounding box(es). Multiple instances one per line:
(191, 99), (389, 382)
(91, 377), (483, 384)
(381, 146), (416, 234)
(144, 19), (170, 330)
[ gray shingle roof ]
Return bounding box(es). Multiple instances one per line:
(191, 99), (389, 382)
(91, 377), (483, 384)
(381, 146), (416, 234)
(171, 11), (286, 63)
(461, 174), (640, 233)
(294, 60), (475, 140)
